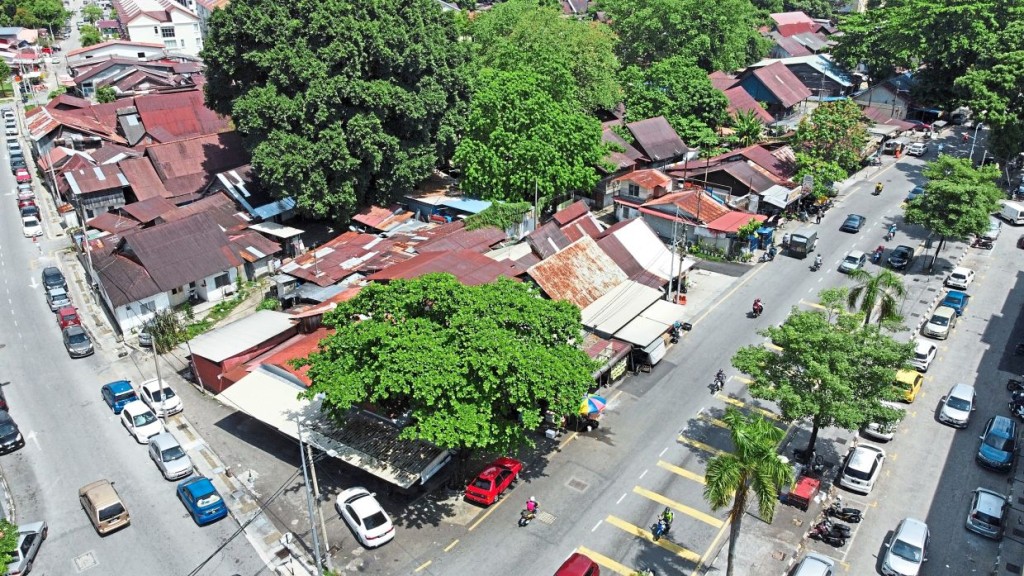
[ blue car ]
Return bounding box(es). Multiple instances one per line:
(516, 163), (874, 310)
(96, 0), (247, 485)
(906, 186), (925, 202)
(977, 416), (1017, 472)
(177, 476), (228, 526)
(100, 380), (138, 414)
(941, 290), (970, 316)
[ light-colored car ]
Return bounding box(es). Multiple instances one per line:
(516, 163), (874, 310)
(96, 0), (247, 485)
(79, 480), (130, 535)
(862, 401), (906, 442)
(119, 401), (163, 443)
(909, 340), (937, 372)
(139, 378), (183, 417)
(906, 142), (928, 156)
(335, 487), (395, 548)
(882, 517), (929, 576)
(838, 250), (867, 273)
(839, 444), (886, 494)
(938, 383), (975, 428)
(984, 217), (1002, 240)
(148, 432), (193, 480)
(945, 266), (975, 290)
(966, 488), (1008, 540)
(7, 520), (47, 575)
(21, 216), (41, 237)
(922, 306), (957, 339)
(793, 552), (837, 576)
(45, 287), (71, 312)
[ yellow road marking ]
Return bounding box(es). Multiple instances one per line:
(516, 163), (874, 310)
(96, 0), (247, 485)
(733, 375), (753, 384)
(414, 560), (432, 572)
(677, 436), (724, 456)
(605, 515), (702, 563)
(632, 486), (724, 528)
(576, 546), (634, 576)
(799, 299), (827, 310)
(558, 430), (580, 451)
(468, 489), (512, 531)
(697, 514), (732, 570)
(443, 539), (459, 552)
(697, 413), (728, 429)
(657, 460), (706, 485)
(716, 394), (781, 420)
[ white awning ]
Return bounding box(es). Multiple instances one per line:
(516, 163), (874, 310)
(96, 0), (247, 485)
(761, 185), (792, 209)
(581, 281), (663, 336)
(217, 368), (323, 435)
(188, 310), (296, 362)
(249, 222), (304, 239)
(640, 299), (687, 325)
(613, 316), (669, 347)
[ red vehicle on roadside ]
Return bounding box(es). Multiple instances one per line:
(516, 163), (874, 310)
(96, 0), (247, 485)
(15, 168), (31, 183)
(56, 306), (81, 329)
(464, 456), (523, 506)
(554, 553), (601, 576)
(17, 198), (35, 210)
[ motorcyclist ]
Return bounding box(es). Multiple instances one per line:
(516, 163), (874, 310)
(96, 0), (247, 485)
(887, 223), (897, 239)
(814, 253), (822, 268)
(715, 369), (726, 385)
(874, 182), (883, 195)
(661, 507), (674, 527)
(752, 298), (763, 316)
(526, 496), (538, 514)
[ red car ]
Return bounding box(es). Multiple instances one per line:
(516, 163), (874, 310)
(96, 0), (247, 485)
(17, 198), (35, 209)
(15, 168), (31, 183)
(465, 456), (522, 506)
(554, 553), (600, 576)
(56, 306), (81, 329)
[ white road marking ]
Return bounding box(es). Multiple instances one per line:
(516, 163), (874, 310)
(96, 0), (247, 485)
(591, 520), (603, 532)
(659, 447), (668, 457)
(616, 492), (627, 505)
(638, 468), (648, 480)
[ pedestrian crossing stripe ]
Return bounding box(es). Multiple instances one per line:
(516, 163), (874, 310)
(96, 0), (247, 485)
(677, 436), (724, 456)
(716, 394), (782, 420)
(605, 515), (702, 563)
(632, 486), (724, 528)
(657, 460), (706, 485)
(574, 546), (634, 576)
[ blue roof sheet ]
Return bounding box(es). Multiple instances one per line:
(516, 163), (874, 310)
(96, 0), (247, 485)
(440, 198), (492, 214)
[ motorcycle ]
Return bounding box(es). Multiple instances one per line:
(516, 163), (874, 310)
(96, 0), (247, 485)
(827, 497), (863, 523)
(973, 237), (994, 250)
(710, 372), (726, 393)
(759, 251), (775, 263)
(518, 507), (537, 527)
(873, 184), (883, 196)
(808, 524), (847, 547)
(885, 228), (896, 242)
(871, 246), (885, 264)
(1008, 378), (1024, 392)
(813, 518), (852, 538)
(669, 321), (682, 344)
(1009, 402), (1024, 421)
(811, 259), (822, 272)
(751, 301), (764, 318)
(651, 519), (668, 541)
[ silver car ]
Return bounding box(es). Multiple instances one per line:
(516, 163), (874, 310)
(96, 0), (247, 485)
(45, 287), (70, 312)
(922, 306), (956, 340)
(793, 552), (836, 576)
(6, 521), (47, 575)
(148, 433), (193, 480)
(966, 488), (1008, 540)
(938, 383), (975, 428)
(882, 517), (929, 576)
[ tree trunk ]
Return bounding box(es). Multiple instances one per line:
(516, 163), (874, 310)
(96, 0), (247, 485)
(804, 417), (820, 457)
(725, 479), (748, 576)
(930, 236), (946, 271)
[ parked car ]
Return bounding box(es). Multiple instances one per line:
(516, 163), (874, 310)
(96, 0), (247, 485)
(922, 306), (957, 340)
(0, 388), (9, 412)
(119, 401), (163, 443)
(6, 521), (47, 576)
(0, 410), (24, 454)
(888, 245), (915, 270)
(838, 250), (867, 273)
(465, 456), (523, 506)
(62, 325), (94, 358)
(965, 488), (1008, 540)
(839, 444), (886, 494)
(137, 321), (153, 347)
(906, 186), (925, 202)
(938, 383), (976, 428)
(881, 517), (929, 576)
(20, 205), (39, 219)
(945, 266), (975, 290)
(10, 157), (25, 172)
(941, 291), (970, 316)
(148, 432), (193, 480)
(139, 378), (183, 417)
(554, 553), (601, 576)
(792, 552), (836, 576)
(17, 197), (34, 209)
(839, 214), (866, 233)
(176, 476), (228, 526)
(55, 305), (81, 329)
(41, 266), (66, 291)
(21, 216), (42, 238)
(45, 287), (70, 312)
(335, 487), (395, 548)
(894, 369), (924, 403)
(906, 142), (928, 156)
(984, 217), (1002, 240)
(100, 380), (138, 414)
(976, 416), (1017, 472)
(78, 480), (130, 535)
(14, 168), (30, 183)
(862, 401), (906, 442)
(909, 340), (937, 372)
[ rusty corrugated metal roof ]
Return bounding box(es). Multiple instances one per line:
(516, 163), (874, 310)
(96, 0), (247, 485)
(527, 235), (627, 308)
(367, 249), (523, 286)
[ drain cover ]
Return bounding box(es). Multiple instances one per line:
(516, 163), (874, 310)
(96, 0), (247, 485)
(536, 511), (556, 524)
(74, 551), (99, 572)
(567, 478), (589, 492)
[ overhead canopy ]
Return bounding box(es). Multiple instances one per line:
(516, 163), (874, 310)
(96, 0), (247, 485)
(188, 310), (296, 362)
(761, 185), (792, 208)
(249, 222), (304, 239)
(582, 281), (663, 336)
(613, 299), (687, 347)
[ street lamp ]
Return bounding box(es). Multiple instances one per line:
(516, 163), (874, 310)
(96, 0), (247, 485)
(969, 110), (988, 163)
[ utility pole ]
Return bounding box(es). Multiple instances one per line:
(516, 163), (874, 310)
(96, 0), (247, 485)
(307, 442), (332, 571)
(296, 418), (324, 574)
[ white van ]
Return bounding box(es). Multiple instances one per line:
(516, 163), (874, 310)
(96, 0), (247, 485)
(999, 201), (1024, 225)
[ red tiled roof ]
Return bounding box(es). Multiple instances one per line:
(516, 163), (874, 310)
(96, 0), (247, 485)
(704, 145), (796, 181)
(723, 87), (775, 123)
(415, 226), (506, 253)
(750, 62), (812, 108)
(255, 327), (331, 386)
(862, 106), (916, 130)
(770, 11), (815, 37)
(64, 164), (128, 195)
(526, 236), (627, 308)
(279, 232), (411, 287)
(145, 132), (249, 199)
(351, 204), (413, 232)
(613, 169), (672, 190)
(367, 250), (524, 286)
(552, 200), (589, 226)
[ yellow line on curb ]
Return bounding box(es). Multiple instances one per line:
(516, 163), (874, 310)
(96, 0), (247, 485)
(697, 516), (732, 570)
(716, 394), (781, 420)
(677, 436), (724, 456)
(414, 560), (432, 572)
(467, 491), (510, 532)
(443, 539), (459, 552)
(605, 515), (701, 563)
(657, 460), (706, 485)
(576, 546), (634, 576)
(632, 486), (724, 528)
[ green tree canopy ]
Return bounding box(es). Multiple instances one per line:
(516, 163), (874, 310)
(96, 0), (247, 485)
(903, 155), (1003, 264)
(846, 268), (906, 326)
(598, 0), (768, 71)
(202, 0), (469, 221)
(79, 24), (102, 47)
(0, 519), (16, 567)
(793, 152), (845, 199)
(704, 409), (793, 576)
(730, 109), (766, 148)
(620, 55), (729, 148)
(95, 85), (116, 103)
(793, 99), (868, 174)
(1, 0), (68, 28)
(299, 274), (599, 453)
(468, 0), (621, 112)
(731, 307), (912, 455)
(82, 4), (103, 23)
(453, 69), (606, 203)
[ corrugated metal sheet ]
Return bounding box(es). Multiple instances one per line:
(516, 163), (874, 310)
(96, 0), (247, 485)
(124, 212), (242, 291)
(581, 281), (662, 334)
(135, 90), (232, 143)
(189, 310), (296, 362)
(526, 221), (570, 259)
(367, 249), (523, 286)
(750, 62), (812, 108)
(416, 226), (506, 253)
(527, 235), (627, 308)
(626, 116), (690, 162)
(121, 196), (175, 223)
(724, 87), (776, 123)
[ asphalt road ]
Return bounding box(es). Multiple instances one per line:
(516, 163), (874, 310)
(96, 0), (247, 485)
(0, 133), (268, 573)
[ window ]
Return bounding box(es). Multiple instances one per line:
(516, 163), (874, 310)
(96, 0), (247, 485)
(171, 286), (183, 295)
(140, 301), (156, 313)
(213, 273), (230, 289)
(163, 39), (178, 49)
(627, 183), (641, 196)
(161, 26), (175, 38)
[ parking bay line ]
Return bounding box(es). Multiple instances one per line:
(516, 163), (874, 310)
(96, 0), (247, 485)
(676, 436), (724, 457)
(575, 546), (634, 576)
(716, 394), (781, 421)
(604, 515), (702, 563)
(632, 486), (723, 528)
(697, 412), (728, 429)
(657, 460), (706, 485)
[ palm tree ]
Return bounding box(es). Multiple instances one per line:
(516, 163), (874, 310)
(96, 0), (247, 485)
(846, 268), (906, 325)
(704, 408), (793, 576)
(731, 109), (765, 147)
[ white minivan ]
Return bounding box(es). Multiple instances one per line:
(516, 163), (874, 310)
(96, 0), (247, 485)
(999, 201), (1024, 225)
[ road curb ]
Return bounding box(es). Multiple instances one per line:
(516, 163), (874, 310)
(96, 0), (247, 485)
(913, 245), (969, 335)
(0, 462), (16, 523)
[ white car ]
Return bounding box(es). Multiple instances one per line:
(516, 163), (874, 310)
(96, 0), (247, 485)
(119, 401), (164, 443)
(984, 217), (1001, 240)
(938, 383), (976, 428)
(839, 444), (886, 494)
(906, 142), (928, 156)
(909, 340), (937, 372)
(335, 487), (395, 548)
(139, 378), (183, 417)
(882, 517), (929, 576)
(922, 306), (957, 340)
(945, 266), (975, 290)
(838, 250), (867, 273)
(21, 216), (41, 237)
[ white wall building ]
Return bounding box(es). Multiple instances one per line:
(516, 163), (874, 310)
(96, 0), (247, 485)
(112, 0), (203, 57)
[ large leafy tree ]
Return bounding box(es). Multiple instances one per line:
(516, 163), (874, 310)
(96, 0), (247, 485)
(793, 99), (868, 174)
(1, 0), (68, 28)
(78, 24), (101, 47)
(299, 274), (598, 453)
(598, 0), (769, 71)
(793, 152), (845, 199)
(749, 0), (846, 19)
(846, 268), (906, 326)
(620, 55), (729, 148)
(732, 308), (912, 456)
(468, 0), (621, 112)
(453, 69), (606, 203)
(202, 0), (469, 220)
(82, 4), (103, 23)
(731, 109), (766, 148)
(903, 156), (1003, 266)
(704, 409), (793, 576)
(0, 519), (16, 567)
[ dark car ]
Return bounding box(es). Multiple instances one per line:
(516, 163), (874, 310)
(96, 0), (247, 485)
(41, 266), (66, 291)
(62, 325), (94, 358)
(977, 416), (1017, 472)
(9, 157), (26, 172)
(840, 214), (866, 233)
(20, 205), (39, 219)
(888, 245), (916, 270)
(906, 186), (925, 202)
(177, 476), (228, 526)
(0, 410), (24, 454)
(101, 380), (138, 414)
